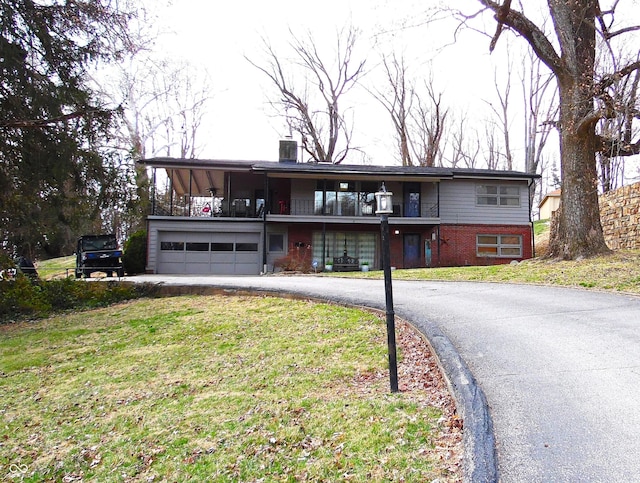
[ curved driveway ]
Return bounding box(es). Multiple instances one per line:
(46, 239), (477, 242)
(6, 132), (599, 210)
(128, 275), (640, 482)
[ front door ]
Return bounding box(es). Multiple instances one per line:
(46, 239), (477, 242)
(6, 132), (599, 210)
(403, 234), (421, 268)
(404, 182), (420, 217)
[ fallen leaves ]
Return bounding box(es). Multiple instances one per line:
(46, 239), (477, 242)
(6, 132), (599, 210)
(350, 317), (463, 480)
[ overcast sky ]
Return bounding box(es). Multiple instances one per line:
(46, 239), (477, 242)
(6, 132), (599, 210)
(143, 0), (525, 165)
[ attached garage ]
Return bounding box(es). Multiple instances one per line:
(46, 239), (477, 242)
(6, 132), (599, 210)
(156, 230), (261, 275)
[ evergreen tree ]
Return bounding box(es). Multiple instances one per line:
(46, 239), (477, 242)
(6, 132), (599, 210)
(0, 0), (136, 258)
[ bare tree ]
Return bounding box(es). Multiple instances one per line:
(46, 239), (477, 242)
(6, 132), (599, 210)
(465, 1), (640, 260)
(485, 64), (514, 170)
(448, 116), (482, 168)
(483, 121), (502, 169)
(372, 54), (449, 167)
(521, 48), (559, 207)
(248, 26), (366, 163)
(596, 51), (640, 191)
(373, 54), (414, 166)
(95, 55), (213, 235)
(111, 57), (212, 160)
(411, 80), (449, 167)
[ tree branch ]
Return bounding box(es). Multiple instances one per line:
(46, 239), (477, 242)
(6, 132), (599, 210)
(577, 60), (640, 134)
(489, 0), (511, 52)
(598, 136), (640, 157)
(0, 109), (106, 128)
(477, 0), (564, 77)
(597, 60), (640, 92)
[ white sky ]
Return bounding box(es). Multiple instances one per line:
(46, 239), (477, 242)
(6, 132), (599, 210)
(146, 0), (515, 164)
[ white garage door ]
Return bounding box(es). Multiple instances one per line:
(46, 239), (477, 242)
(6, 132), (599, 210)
(157, 231), (261, 275)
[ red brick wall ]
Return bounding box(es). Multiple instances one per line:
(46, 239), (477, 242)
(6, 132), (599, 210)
(435, 224), (533, 267)
(284, 223), (533, 269)
(286, 224), (314, 250)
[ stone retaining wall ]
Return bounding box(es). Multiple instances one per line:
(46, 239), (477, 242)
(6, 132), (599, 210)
(599, 182), (640, 250)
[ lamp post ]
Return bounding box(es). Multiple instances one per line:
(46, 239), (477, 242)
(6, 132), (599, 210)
(375, 183), (399, 393)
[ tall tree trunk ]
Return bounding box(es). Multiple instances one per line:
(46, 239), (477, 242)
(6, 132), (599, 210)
(550, 79), (608, 257)
(547, 0), (609, 258)
(472, 0), (618, 260)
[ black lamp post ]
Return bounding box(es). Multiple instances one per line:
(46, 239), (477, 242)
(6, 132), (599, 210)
(375, 182), (399, 393)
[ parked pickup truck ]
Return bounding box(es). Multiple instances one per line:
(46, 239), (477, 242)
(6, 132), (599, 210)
(75, 234), (124, 278)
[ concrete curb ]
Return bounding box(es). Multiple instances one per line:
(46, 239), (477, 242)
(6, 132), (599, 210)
(135, 281), (498, 482)
(406, 315), (498, 483)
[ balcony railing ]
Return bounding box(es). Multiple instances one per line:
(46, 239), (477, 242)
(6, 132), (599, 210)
(152, 196), (439, 219)
(288, 200), (439, 218)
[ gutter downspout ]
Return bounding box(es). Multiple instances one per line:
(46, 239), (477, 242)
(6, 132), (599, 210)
(529, 179), (535, 258)
(188, 169), (193, 217)
(437, 182), (441, 266)
(322, 179), (327, 267)
(262, 174), (269, 274)
(170, 169), (174, 216)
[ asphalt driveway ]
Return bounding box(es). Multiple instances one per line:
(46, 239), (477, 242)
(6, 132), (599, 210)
(126, 274), (640, 482)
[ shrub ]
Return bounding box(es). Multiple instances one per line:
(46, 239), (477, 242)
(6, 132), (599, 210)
(122, 230), (147, 275)
(0, 277), (157, 324)
(0, 277), (50, 319)
(274, 247), (313, 272)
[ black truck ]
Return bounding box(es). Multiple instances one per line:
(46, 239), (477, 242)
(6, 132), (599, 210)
(75, 234), (124, 278)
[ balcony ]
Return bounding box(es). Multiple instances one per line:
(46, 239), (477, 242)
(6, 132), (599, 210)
(285, 199), (438, 218)
(151, 196), (439, 224)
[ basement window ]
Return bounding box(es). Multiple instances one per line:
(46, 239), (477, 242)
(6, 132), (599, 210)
(477, 234), (522, 257)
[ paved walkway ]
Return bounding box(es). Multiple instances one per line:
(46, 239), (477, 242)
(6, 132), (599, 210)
(126, 275), (640, 482)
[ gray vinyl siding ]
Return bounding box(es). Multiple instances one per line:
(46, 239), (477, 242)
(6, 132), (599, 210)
(439, 179), (530, 225)
(146, 226), (158, 272)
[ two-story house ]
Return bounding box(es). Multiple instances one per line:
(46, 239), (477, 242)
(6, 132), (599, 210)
(138, 153), (538, 275)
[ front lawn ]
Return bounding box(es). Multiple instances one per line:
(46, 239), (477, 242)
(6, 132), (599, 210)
(0, 295), (461, 482)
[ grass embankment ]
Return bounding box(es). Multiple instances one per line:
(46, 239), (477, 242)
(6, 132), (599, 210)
(0, 295), (460, 482)
(35, 255), (75, 279)
(342, 251), (640, 293)
(337, 220), (640, 294)
(375, 250), (640, 293)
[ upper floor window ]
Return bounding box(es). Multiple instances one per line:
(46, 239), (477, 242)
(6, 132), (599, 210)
(476, 185), (520, 207)
(315, 180), (362, 216)
(337, 181), (356, 216)
(359, 182), (378, 216)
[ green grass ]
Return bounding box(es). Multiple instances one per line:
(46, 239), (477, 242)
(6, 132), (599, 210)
(327, 220), (640, 296)
(533, 219), (550, 236)
(36, 256), (76, 279)
(342, 250), (640, 294)
(0, 295), (459, 482)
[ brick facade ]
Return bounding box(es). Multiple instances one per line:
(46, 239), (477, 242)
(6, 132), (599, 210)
(284, 223), (533, 269)
(436, 224), (533, 267)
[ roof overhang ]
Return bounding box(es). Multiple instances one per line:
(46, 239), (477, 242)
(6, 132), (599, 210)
(139, 157), (255, 172)
(251, 161), (455, 182)
(139, 158), (540, 197)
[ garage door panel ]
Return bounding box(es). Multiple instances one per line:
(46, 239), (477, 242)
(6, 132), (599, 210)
(159, 261), (187, 273)
(234, 263), (259, 275)
(157, 231), (260, 275)
(184, 252), (210, 262)
(214, 263), (237, 275)
(185, 262), (213, 274)
(235, 253), (258, 263)
(159, 252), (186, 262)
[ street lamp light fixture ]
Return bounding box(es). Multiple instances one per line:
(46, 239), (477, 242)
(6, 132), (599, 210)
(375, 182), (393, 215)
(376, 182), (399, 393)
